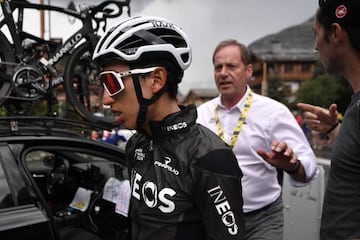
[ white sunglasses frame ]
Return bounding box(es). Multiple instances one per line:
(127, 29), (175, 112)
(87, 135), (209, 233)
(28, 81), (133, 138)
(99, 66), (158, 97)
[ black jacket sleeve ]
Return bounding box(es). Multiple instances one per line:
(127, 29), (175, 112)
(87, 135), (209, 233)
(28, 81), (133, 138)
(191, 148), (245, 239)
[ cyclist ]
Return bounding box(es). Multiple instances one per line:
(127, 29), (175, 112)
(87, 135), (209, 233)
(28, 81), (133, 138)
(92, 16), (245, 239)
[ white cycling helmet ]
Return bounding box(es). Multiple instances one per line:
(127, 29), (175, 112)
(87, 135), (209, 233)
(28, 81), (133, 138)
(92, 16), (192, 72)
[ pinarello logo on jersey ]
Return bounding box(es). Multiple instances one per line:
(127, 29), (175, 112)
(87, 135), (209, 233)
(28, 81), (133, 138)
(154, 157), (179, 175)
(335, 5), (347, 19)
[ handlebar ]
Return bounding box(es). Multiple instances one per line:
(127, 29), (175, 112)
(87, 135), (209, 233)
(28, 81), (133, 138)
(89, 0), (131, 19)
(2, 0), (131, 33)
(82, 0), (131, 32)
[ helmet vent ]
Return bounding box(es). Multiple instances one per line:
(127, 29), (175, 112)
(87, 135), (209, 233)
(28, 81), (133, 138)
(93, 16), (192, 71)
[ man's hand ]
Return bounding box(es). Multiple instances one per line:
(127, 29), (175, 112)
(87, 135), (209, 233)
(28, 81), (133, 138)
(257, 140), (298, 172)
(297, 102), (338, 133)
(257, 140), (306, 182)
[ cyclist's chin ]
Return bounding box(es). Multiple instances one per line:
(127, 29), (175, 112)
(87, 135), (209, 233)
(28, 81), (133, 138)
(115, 115), (123, 124)
(116, 115), (135, 129)
(122, 122), (136, 131)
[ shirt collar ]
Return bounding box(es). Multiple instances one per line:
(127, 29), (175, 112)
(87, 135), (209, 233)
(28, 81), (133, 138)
(217, 86), (252, 111)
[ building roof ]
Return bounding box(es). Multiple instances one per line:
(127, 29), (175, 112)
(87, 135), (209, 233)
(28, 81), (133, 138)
(249, 17), (319, 62)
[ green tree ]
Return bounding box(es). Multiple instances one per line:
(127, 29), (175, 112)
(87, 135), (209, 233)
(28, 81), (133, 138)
(297, 62), (352, 115)
(267, 73), (289, 107)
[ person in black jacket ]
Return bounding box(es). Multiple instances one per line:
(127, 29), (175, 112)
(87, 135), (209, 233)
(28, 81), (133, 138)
(297, 0), (360, 239)
(92, 16), (245, 240)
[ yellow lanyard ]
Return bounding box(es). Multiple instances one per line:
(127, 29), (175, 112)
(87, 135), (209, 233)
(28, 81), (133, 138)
(214, 90), (253, 148)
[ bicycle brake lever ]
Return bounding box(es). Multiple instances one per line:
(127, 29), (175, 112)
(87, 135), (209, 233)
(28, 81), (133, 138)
(103, 21), (107, 32)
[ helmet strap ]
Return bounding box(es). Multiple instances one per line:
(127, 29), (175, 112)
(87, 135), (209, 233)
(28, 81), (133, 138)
(132, 75), (167, 133)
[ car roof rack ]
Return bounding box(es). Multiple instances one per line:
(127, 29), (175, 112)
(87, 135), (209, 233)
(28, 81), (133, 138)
(0, 116), (113, 137)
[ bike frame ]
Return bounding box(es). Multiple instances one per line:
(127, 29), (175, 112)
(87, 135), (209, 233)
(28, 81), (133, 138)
(0, 0), (130, 123)
(0, 0), (111, 87)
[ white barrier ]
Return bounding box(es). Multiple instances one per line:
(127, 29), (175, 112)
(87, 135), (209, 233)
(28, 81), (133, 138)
(283, 158), (330, 240)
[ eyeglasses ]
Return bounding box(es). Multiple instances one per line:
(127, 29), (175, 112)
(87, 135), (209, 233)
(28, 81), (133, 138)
(99, 67), (158, 96)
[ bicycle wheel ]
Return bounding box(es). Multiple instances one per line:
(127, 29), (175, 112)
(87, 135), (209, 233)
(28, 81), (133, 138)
(0, 32), (15, 106)
(63, 42), (118, 127)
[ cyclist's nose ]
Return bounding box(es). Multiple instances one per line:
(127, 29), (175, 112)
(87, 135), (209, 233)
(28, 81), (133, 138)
(102, 90), (115, 106)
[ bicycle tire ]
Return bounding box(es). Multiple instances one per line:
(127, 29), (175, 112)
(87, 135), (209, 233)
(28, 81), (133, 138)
(0, 32), (15, 106)
(63, 42), (118, 127)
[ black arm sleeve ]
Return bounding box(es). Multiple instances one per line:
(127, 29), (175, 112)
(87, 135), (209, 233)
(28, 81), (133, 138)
(192, 148), (245, 239)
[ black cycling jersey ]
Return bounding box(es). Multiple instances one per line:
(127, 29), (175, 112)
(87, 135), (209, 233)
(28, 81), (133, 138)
(126, 104), (245, 240)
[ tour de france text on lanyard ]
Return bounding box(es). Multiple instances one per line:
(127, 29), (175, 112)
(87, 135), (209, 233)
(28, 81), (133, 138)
(214, 90), (253, 148)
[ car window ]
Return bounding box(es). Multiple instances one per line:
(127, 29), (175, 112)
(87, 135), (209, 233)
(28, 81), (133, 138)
(0, 149), (33, 209)
(23, 147), (130, 239)
(24, 148), (128, 210)
(0, 162), (14, 209)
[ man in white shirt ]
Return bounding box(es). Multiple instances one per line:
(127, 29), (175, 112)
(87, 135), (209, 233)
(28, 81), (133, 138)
(197, 39), (318, 240)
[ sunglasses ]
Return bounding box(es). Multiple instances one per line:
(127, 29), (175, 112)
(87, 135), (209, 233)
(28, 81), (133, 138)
(99, 67), (158, 96)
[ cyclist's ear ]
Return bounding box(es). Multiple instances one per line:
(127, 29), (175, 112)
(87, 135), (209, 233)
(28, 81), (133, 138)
(151, 67), (167, 93)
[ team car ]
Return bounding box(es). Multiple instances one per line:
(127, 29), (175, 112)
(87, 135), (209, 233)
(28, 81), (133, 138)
(0, 117), (130, 240)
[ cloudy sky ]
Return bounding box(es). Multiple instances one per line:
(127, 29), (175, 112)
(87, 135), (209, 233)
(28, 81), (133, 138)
(22, 0), (318, 95)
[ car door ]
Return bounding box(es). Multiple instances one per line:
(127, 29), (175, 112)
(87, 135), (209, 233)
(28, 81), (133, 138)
(0, 144), (56, 240)
(18, 136), (130, 240)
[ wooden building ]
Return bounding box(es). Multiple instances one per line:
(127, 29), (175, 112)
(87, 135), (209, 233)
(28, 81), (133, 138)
(248, 17), (319, 102)
(180, 88), (219, 107)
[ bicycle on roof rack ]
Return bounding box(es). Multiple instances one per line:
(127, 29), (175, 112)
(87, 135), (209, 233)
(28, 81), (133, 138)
(0, 0), (130, 127)
(0, 115), (114, 137)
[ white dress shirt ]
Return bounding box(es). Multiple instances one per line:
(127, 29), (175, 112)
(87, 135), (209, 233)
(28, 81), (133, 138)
(196, 87), (318, 213)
